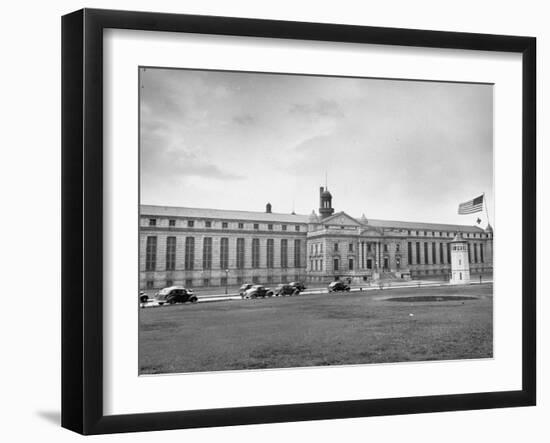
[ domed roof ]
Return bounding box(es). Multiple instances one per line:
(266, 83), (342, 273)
(321, 189), (332, 198)
(308, 210), (320, 223)
(360, 213), (368, 224)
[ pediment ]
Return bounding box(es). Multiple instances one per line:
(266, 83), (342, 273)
(321, 211), (362, 227)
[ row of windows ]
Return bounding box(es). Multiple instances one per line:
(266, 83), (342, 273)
(146, 236), (302, 271)
(410, 267), (490, 277)
(145, 274), (301, 289)
(310, 242), (324, 255)
(329, 242), (400, 254)
(148, 218), (302, 231)
(310, 259), (324, 271)
(406, 241), (485, 265)
(402, 229), (490, 239)
(333, 258), (356, 271)
(147, 217), (491, 239)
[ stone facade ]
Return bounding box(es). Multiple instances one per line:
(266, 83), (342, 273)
(139, 188), (493, 290)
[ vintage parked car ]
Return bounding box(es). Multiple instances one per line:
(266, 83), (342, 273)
(274, 283), (300, 296)
(238, 283), (253, 296)
(328, 281), (350, 292)
(139, 291), (149, 303)
(154, 286), (198, 305)
(242, 285), (274, 299)
(289, 281), (306, 292)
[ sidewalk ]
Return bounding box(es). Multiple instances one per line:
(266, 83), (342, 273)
(140, 278), (493, 308)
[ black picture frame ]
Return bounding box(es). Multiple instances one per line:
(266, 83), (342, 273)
(61, 8), (536, 435)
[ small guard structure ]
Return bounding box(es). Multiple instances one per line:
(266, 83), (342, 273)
(449, 233), (471, 285)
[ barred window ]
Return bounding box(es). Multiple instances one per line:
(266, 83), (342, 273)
(203, 237), (212, 269)
(294, 239), (301, 267)
(236, 238), (245, 269)
(267, 239), (274, 268)
(252, 238), (260, 268)
(281, 239), (288, 268)
(184, 237), (195, 270)
(220, 237), (229, 269)
(424, 242), (429, 264)
(145, 236), (157, 271)
(480, 243), (484, 263)
(165, 236), (176, 271)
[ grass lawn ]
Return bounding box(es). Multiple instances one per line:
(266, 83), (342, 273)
(139, 283), (493, 374)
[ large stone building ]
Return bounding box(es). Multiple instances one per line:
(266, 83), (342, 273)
(140, 187), (493, 290)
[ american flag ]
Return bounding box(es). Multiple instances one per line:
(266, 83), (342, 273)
(458, 195), (484, 214)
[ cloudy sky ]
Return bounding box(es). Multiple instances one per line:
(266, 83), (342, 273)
(140, 68), (493, 226)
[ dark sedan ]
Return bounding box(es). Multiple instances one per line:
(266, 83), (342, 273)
(242, 285), (274, 299)
(289, 281), (306, 292)
(154, 286), (198, 305)
(328, 281), (350, 292)
(274, 283), (300, 296)
(238, 283), (253, 296)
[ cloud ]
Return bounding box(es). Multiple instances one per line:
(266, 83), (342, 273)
(142, 146), (243, 181)
(232, 114), (256, 125)
(289, 99), (344, 118)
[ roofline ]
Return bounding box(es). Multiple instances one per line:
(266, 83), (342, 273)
(140, 204), (308, 218)
(139, 204), (485, 231)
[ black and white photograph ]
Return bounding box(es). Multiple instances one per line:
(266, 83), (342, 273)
(138, 67), (494, 375)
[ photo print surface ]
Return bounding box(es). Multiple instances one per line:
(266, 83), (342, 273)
(138, 67), (494, 375)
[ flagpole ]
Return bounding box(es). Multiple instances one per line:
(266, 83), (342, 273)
(483, 192), (491, 227)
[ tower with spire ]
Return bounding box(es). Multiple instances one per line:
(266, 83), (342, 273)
(319, 186), (334, 219)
